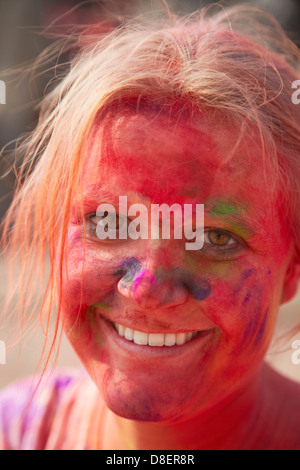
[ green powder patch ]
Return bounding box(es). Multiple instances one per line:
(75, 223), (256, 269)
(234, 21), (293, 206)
(210, 202), (239, 216)
(93, 301), (112, 312)
(208, 200), (251, 239)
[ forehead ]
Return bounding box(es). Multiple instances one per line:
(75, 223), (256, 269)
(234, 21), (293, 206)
(82, 106), (275, 212)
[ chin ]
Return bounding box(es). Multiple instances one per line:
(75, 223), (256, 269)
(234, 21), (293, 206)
(100, 371), (187, 422)
(106, 397), (167, 422)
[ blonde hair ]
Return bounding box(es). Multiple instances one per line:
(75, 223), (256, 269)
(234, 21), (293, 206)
(1, 4), (300, 374)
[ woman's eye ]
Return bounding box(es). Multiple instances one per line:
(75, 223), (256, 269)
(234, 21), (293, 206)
(90, 212), (126, 230)
(84, 211), (130, 239)
(201, 229), (246, 259)
(82, 213), (245, 256)
(206, 230), (235, 246)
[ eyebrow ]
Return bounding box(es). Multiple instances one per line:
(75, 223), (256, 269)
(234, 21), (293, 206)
(75, 188), (121, 206)
(209, 202), (240, 216)
(207, 201), (257, 239)
(72, 187), (118, 218)
(72, 186), (147, 214)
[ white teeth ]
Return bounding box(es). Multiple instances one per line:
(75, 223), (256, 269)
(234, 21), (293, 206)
(113, 322), (198, 347)
(124, 327), (134, 341)
(164, 333), (176, 347)
(133, 330), (148, 345)
(148, 333), (165, 347)
(176, 332), (187, 345)
(118, 324), (125, 336)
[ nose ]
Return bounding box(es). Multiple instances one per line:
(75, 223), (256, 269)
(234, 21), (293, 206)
(115, 253), (211, 310)
(115, 242), (211, 310)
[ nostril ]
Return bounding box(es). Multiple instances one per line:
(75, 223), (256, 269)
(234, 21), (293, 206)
(117, 268), (160, 300)
(118, 270), (189, 309)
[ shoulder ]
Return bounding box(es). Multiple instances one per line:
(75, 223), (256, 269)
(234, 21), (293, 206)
(262, 363), (300, 450)
(0, 368), (91, 450)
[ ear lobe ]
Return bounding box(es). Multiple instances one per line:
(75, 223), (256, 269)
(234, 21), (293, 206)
(280, 260), (300, 305)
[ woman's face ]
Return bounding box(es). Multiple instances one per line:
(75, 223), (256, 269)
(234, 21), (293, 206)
(59, 106), (295, 422)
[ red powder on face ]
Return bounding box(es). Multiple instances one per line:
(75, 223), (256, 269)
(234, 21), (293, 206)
(56, 107), (294, 430)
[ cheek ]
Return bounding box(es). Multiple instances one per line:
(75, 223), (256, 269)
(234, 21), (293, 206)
(58, 229), (119, 316)
(57, 231), (123, 365)
(196, 262), (276, 349)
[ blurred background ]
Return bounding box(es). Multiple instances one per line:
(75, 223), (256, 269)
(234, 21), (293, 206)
(0, 0), (300, 388)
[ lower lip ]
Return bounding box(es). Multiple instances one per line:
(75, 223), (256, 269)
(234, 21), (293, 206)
(99, 315), (215, 358)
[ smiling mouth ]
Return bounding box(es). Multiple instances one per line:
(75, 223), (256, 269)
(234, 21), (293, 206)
(113, 321), (200, 347)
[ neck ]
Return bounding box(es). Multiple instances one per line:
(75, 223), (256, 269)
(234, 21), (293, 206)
(102, 366), (269, 450)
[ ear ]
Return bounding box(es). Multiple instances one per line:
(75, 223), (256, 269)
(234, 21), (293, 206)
(280, 257), (300, 305)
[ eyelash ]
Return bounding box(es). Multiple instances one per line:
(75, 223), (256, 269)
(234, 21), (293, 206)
(82, 212), (245, 255)
(201, 229), (244, 258)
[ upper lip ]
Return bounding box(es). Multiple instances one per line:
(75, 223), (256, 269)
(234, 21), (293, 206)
(113, 320), (199, 335)
(95, 309), (215, 335)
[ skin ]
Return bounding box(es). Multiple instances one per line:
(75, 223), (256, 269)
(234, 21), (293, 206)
(58, 105), (300, 449)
